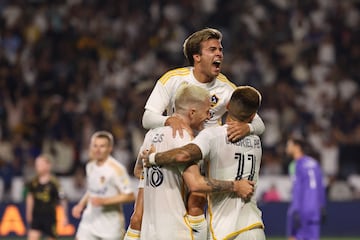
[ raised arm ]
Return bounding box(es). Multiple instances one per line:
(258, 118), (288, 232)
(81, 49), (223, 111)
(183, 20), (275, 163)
(142, 80), (171, 129)
(250, 113), (265, 135)
(142, 109), (169, 130)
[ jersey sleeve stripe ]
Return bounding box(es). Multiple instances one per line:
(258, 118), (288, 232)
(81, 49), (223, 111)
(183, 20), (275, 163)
(159, 68), (190, 85)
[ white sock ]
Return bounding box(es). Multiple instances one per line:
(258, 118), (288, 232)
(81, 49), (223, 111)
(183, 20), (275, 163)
(123, 227), (141, 240)
(187, 214), (207, 240)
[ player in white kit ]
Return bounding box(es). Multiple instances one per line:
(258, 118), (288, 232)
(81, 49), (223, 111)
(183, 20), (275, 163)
(145, 86), (266, 240)
(71, 131), (135, 240)
(125, 28), (265, 240)
(139, 85), (255, 240)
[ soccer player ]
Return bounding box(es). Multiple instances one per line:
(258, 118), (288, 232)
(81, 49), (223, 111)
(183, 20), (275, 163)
(26, 154), (68, 240)
(139, 84), (255, 240)
(71, 131), (135, 240)
(125, 27), (265, 240)
(144, 86), (266, 240)
(286, 136), (326, 240)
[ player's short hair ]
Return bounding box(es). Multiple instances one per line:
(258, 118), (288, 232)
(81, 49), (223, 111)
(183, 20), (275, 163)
(91, 131), (114, 147)
(228, 86), (261, 122)
(183, 28), (222, 66)
(36, 153), (54, 165)
(174, 84), (210, 112)
(288, 135), (306, 151)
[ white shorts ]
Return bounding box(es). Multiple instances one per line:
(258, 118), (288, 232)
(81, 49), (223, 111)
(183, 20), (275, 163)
(75, 225), (124, 240)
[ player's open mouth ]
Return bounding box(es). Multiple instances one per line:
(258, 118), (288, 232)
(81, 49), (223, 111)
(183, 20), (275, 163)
(213, 60), (221, 68)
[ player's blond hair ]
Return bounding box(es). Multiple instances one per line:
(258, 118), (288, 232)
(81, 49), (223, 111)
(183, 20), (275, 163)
(228, 86), (261, 122)
(174, 84), (210, 113)
(91, 131), (114, 147)
(183, 28), (222, 66)
(36, 153), (54, 165)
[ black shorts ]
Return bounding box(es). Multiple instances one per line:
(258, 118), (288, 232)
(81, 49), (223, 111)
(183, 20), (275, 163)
(30, 215), (57, 238)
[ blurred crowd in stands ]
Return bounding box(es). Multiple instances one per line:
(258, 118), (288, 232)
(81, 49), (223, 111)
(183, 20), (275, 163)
(0, 0), (359, 202)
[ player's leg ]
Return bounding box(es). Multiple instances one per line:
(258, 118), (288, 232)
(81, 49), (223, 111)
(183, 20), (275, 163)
(75, 226), (101, 240)
(27, 229), (42, 240)
(27, 218), (43, 240)
(233, 228), (266, 240)
(124, 187), (144, 240)
(187, 192), (207, 240)
(42, 217), (57, 240)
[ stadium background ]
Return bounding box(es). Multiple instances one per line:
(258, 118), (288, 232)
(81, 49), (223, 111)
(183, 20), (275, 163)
(0, 0), (359, 239)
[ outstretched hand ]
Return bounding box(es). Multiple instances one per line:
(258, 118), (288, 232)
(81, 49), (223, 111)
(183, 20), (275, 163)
(227, 121), (250, 142)
(234, 179), (254, 200)
(165, 116), (193, 138)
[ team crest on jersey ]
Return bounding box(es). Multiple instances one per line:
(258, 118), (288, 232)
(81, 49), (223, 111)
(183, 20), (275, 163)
(100, 176), (105, 184)
(210, 94), (219, 107)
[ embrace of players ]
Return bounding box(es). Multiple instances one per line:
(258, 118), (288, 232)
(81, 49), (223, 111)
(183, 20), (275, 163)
(142, 85), (265, 240)
(125, 27), (265, 240)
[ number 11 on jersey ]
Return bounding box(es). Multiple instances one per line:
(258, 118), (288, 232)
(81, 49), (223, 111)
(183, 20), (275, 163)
(235, 153), (256, 181)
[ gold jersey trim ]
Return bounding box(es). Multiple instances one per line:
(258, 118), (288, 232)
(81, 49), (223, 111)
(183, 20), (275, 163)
(159, 68), (190, 85)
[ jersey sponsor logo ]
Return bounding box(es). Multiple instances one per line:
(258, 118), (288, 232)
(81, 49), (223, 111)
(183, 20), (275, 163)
(146, 166), (164, 188)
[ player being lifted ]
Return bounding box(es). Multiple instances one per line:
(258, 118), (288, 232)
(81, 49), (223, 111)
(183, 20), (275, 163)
(124, 28), (265, 240)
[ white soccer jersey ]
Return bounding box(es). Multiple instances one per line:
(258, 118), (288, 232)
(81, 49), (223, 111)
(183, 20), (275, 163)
(77, 156), (133, 239)
(140, 126), (194, 240)
(145, 67), (236, 127)
(192, 125), (264, 240)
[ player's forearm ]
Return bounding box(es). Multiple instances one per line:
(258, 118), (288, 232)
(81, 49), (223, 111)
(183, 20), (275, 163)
(78, 192), (89, 207)
(142, 109), (168, 129)
(103, 192), (135, 205)
(189, 177), (235, 193)
(25, 194), (34, 219)
(154, 143), (202, 165)
(134, 154), (144, 178)
(249, 113), (265, 135)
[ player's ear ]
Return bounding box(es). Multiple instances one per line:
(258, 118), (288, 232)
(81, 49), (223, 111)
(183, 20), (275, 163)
(193, 54), (201, 63)
(189, 108), (196, 119)
(248, 112), (256, 122)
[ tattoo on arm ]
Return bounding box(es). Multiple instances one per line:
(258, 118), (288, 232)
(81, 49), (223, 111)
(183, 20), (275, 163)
(156, 143), (202, 165)
(204, 178), (234, 192)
